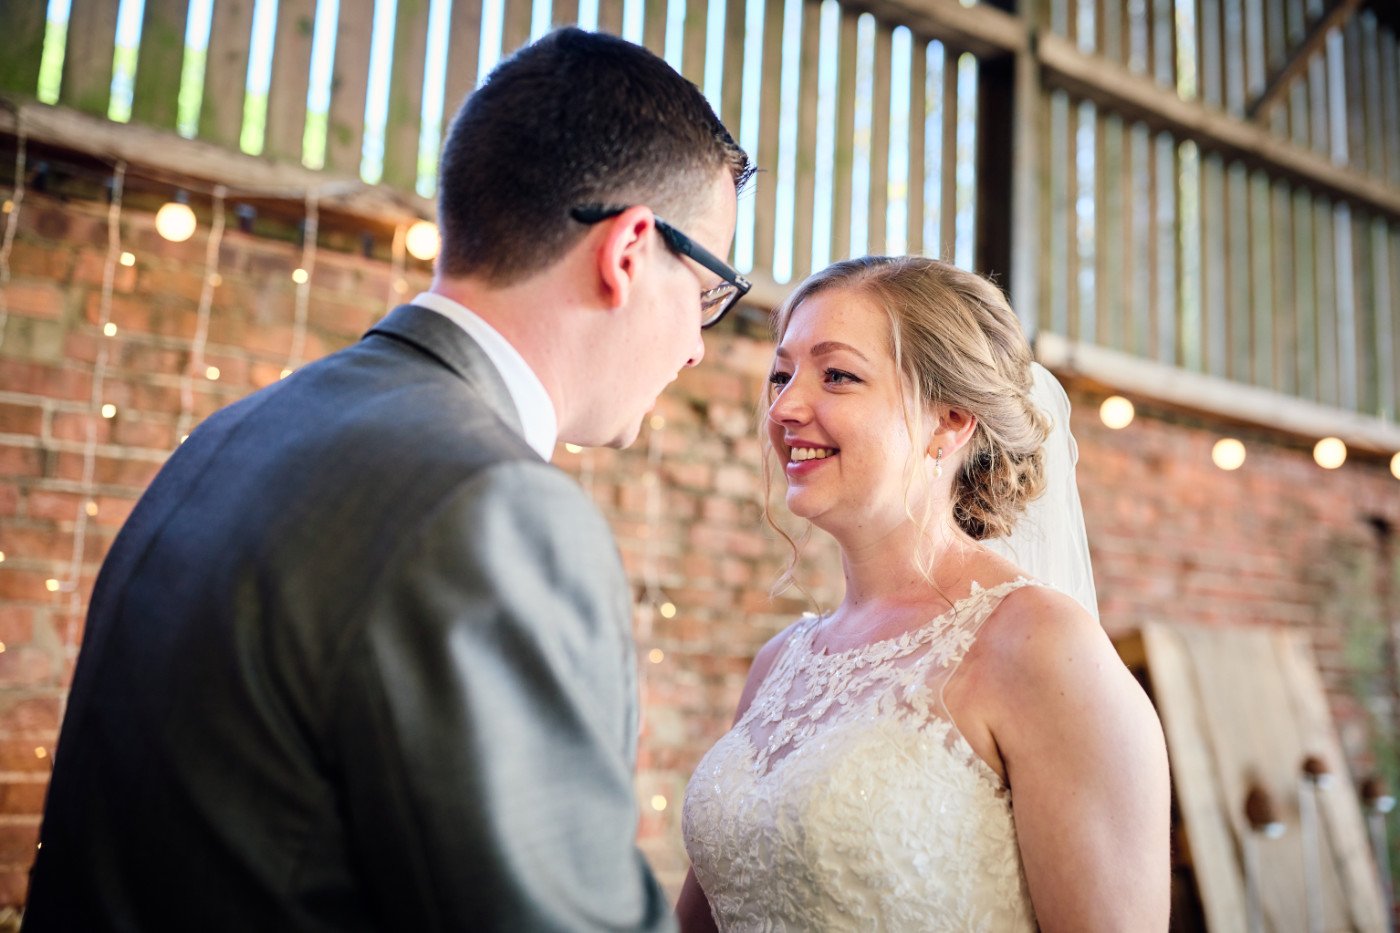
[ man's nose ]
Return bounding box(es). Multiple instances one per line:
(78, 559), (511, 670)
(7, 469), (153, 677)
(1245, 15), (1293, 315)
(685, 332), (705, 368)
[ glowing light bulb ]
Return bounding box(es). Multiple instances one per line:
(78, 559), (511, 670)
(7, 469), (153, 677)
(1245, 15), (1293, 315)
(205, 365), (220, 381)
(0, 642), (6, 653)
(648, 648), (664, 664)
(155, 201), (197, 242)
(280, 368), (293, 380)
(85, 501), (98, 517)
(564, 443), (582, 454)
(0, 551), (5, 562)
(101, 403), (116, 419)
(394, 278), (409, 294)
(1099, 396), (1135, 430)
(44, 579), (60, 592)
(1212, 438), (1246, 471)
(34, 747), (47, 760)
(119, 251), (135, 267)
(2, 200), (12, 214)
(650, 795), (667, 812)
(1391, 452), (1400, 480)
(659, 601), (677, 619)
(650, 414), (666, 431)
(1313, 437), (1346, 470)
(208, 273), (222, 287)
(103, 322), (118, 337)
(291, 268), (309, 285)
(405, 220), (440, 261)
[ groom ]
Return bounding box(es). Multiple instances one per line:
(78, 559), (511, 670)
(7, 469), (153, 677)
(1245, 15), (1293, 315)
(24, 28), (750, 932)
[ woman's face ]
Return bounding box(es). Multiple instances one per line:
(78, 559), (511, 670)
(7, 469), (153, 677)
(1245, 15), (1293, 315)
(767, 287), (935, 540)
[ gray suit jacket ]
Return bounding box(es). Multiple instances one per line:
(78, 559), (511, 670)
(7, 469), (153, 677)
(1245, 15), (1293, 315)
(25, 305), (674, 932)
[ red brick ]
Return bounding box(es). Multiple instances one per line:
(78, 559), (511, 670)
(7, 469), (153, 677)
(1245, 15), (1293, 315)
(0, 779), (48, 816)
(0, 698), (60, 736)
(0, 649), (56, 688)
(0, 822), (40, 865)
(0, 404), (43, 438)
(22, 490), (85, 523)
(0, 608), (36, 647)
(72, 250), (137, 292)
(0, 362), (92, 402)
(0, 281), (65, 320)
(0, 867), (31, 907)
(0, 740), (53, 774)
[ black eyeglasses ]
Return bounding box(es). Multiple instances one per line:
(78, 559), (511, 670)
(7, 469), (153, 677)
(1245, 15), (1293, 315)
(571, 204), (751, 329)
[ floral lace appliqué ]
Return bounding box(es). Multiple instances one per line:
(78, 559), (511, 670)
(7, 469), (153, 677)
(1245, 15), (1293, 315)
(682, 579), (1040, 932)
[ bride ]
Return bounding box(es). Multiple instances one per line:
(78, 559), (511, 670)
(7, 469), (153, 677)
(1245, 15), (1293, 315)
(678, 256), (1170, 931)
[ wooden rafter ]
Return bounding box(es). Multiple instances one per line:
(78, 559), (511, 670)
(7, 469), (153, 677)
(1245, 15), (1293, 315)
(1245, 0), (1364, 123)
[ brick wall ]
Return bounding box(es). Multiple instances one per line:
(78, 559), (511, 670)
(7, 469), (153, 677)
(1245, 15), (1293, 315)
(1, 187), (1397, 906)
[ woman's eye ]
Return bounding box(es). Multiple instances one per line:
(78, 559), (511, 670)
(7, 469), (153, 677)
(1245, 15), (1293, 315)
(825, 368), (860, 385)
(768, 371), (791, 387)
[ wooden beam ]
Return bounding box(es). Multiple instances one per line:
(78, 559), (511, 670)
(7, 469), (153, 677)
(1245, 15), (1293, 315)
(0, 94), (432, 221)
(1246, 0), (1362, 124)
(868, 0), (1025, 58)
(1037, 32), (1400, 219)
(1035, 330), (1400, 454)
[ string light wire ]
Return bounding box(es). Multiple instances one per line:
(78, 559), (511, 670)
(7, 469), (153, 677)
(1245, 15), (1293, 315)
(0, 116), (27, 354)
(63, 162), (126, 653)
(177, 186), (226, 442)
(284, 190), (319, 375)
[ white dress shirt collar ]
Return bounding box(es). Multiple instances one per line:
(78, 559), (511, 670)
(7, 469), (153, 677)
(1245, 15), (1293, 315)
(411, 291), (558, 460)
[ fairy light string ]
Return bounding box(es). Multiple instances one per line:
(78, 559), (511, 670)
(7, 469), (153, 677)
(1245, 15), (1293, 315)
(61, 161), (126, 662)
(0, 117), (27, 354)
(177, 185), (226, 442)
(283, 189), (319, 377)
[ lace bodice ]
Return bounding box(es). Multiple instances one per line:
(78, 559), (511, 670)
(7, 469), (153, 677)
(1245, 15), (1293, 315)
(682, 579), (1039, 931)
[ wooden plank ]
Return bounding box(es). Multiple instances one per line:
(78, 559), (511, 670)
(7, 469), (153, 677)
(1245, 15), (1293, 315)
(61, 0), (120, 117)
(753, 0), (784, 274)
(1157, 132), (1177, 365)
(1379, 25), (1400, 187)
(1096, 111), (1119, 347)
(1285, 0), (1310, 145)
(1273, 633), (1390, 931)
(1125, 121), (1149, 357)
(905, 26), (926, 261)
(867, 20), (891, 257)
(975, 53), (1012, 283)
(1201, 151), (1227, 376)
(502, 0), (534, 56)
(598, 0), (626, 37)
(1313, 196), (1339, 407)
(1261, 0), (1288, 135)
(198, 0), (255, 149)
(1064, 92), (1075, 336)
(681, 0), (707, 87)
(1392, 223), (1400, 417)
(1226, 161), (1251, 382)
(263, 0), (317, 163)
(1139, 624), (1247, 933)
(0, 93), (434, 218)
(1046, 89), (1070, 334)
(1342, 16), (1365, 176)
(440, 0), (483, 148)
(1273, 181), (1297, 396)
(1359, 13), (1383, 181)
(1099, 0), (1120, 66)
(130, 0), (190, 130)
(1352, 208), (1377, 415)
(380, 0), (430, 191)
(1247, 0), (1363, 123)
(1249, 171), (1273, 388)
(1293, 186), (1318, 400)
(791, 0), (820, 279)
(1037, 32), (1400, 219)
(720, 0), (745, 142)
(1152, 0), (1175, 90)
(939, 52), (958, 261)
(856, 0), (1025, 59)
(1144, 119), (1159, 358)
(1198, 0), (1223, 109)
(644, 0), (669, 56)
(1375, 218), (1395, 418)
(1036, 330), (1400, 451)
(831, 8), (857, 262)
(0, 1), (47, 96)
(1007, 6), (1041, 328)
(553, 0), (581, 26)
(324, 0), (375, 177)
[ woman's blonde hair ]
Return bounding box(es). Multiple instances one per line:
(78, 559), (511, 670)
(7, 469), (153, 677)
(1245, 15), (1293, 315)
(762, 256), (1050, 592)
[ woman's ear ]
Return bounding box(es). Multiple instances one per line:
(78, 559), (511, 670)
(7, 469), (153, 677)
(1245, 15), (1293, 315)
(929, 407), (978, 457)
(594, 206), (656, 310)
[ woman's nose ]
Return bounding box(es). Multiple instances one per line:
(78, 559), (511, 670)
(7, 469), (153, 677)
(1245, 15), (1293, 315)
(768, 382), (808, 425)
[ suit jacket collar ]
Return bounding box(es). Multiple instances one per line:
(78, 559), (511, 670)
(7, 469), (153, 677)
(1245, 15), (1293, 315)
(367, 304), (526, 440)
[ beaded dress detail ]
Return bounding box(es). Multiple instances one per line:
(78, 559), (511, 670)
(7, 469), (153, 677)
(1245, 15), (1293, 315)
(682, 579), (1039, 932)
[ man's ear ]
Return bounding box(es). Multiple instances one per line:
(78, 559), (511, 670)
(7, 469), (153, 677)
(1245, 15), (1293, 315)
(929, 406), (978, 457)
(594, 206), (657, 310)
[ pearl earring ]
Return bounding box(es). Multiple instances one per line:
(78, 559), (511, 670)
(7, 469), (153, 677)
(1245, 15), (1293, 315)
(934, 447), (944, 479)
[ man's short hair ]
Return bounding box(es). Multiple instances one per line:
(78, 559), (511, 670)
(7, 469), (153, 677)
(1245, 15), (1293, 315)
(436, 28), (753, 284)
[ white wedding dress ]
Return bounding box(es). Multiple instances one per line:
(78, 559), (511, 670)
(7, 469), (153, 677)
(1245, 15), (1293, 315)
(682, 578), (1040, 932)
